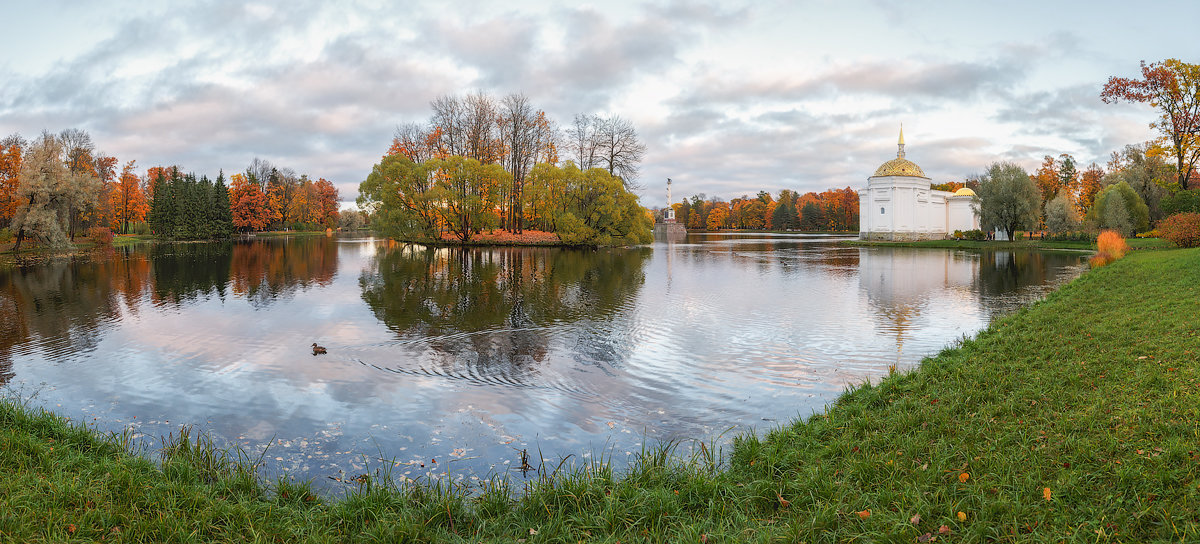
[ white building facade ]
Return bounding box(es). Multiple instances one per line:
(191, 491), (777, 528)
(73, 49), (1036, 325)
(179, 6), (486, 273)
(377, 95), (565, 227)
(859, 129), (980, 241)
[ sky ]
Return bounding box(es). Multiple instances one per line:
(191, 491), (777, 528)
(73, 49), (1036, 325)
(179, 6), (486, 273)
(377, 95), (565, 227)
(2, 0), (1197, 208)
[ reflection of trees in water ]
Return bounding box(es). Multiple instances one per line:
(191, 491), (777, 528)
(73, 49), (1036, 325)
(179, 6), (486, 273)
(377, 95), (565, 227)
(359, 245), (649, 377)
(976, 251), (1081, 296)
(229, 237), (338, 308)
(150, 242), (232, 305)
(0, 237), (343, 383)
(0, 252), (150, 382)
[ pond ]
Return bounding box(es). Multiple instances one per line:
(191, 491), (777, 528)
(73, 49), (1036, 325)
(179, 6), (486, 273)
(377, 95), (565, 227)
(0, 232), (1087, 492)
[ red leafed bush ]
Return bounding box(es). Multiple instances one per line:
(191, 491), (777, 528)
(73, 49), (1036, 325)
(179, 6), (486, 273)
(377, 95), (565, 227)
(1158, 212), (1200, 248)
(87, 226), (114, 246)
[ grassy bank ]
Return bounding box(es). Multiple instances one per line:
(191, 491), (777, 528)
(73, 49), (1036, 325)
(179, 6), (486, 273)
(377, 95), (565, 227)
(2, 249), (1199, 542)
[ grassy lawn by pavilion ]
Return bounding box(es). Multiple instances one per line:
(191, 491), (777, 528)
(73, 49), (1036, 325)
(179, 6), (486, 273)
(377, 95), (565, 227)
(1, 247), (1198, 542)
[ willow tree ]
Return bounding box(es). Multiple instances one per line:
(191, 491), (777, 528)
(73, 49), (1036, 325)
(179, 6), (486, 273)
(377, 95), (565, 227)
(358, 154), (440, 241)
(430, 156), (508, 242)
(975, 162), (1040, 239)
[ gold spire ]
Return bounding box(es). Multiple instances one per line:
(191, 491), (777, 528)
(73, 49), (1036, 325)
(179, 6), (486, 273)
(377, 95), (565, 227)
(898, 124), (905, 158)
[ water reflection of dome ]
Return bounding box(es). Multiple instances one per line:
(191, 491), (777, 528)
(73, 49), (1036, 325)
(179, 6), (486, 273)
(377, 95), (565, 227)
(859, 248), (980, 358)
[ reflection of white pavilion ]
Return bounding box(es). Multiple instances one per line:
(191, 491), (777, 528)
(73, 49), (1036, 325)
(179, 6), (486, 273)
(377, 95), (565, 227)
(859, 248), (979, 359)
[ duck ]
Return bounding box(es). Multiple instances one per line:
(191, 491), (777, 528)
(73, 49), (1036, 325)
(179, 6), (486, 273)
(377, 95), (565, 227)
(311, 343), (327, 355)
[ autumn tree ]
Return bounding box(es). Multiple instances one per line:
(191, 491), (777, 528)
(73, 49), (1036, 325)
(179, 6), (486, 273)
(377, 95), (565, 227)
(10, 132), (97, 251)
(358, 154), (441, 240)
(111, 160), (148, 234)
(706, 201), (729, 230)
(431, 156), (506, 242)
(1104, 143), (1174, 222)
(314, 178), (339, 228)
(229, 172), (272, 233)
(1102, 59), (1200, 190)
(1031, 155), (1059, 213)
(976, 161), (1040, 239)
(57, 128), (102, 240)
(498, 93), (540, 234)
(1077, 163), (1105, 215)
(0, 134), (25, 227)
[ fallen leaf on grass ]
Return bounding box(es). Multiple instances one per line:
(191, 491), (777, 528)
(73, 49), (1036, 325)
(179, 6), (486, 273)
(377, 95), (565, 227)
(857, 510), (871, 519)
(917, 533), (932, 542)
(958, 472), (969, 483)
(700, 534), (708, 543)
(529, 528), (538, 535)
(66, 524), (76, 535)
(1043, 487), (1052, 501)
(777, 493), (790, 508)
(939, 525), (951, 535)
(957, 511), (967, 522)
(910, 513), (921, 525)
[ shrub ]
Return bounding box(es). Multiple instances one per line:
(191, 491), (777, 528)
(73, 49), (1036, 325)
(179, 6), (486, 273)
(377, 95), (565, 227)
(965, 229), (986, 241)
(1158, 212), (1200, 248)
(1090, 229), (1129, 267)
(951, 229), (964, 240)
(1089, 181), (1149, 235)
(1160, 188), (1200, 216)
(0, 227), (12, 244)
(87, 226), (114, 246)
(1014, 231), (1025, 241)
(1089, 252), (1116, 267)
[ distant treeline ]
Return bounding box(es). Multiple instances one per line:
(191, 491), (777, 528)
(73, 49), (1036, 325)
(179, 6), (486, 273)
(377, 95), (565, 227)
(668, 187), (860, 231)
(0, 129), (344, 250)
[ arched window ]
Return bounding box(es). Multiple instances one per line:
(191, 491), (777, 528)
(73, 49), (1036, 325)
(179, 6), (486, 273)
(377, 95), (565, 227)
(880, 207), (885, 215)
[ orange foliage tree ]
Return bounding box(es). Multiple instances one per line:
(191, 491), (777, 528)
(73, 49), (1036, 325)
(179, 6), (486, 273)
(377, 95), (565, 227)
(229, 173), (271, 232)
(314, 178), (339, 228)
(111, 160), (148, 234)
(1102, 59), (1200, 190)
(1076, 163), (1105, 216)
(0, 138), (22, 226)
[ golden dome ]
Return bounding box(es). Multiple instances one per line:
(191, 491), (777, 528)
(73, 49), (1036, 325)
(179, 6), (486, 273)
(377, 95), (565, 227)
(954, 187), (976, 196)
(871, 124), (928, 178)
(873, 158), (927, 178)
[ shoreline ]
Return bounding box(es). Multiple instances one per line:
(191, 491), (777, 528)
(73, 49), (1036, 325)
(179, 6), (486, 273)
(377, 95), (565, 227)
(1, 247), (1196, 541)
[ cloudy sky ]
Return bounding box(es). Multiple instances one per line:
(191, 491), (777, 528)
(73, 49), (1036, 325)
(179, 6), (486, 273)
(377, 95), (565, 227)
(2, 0), (1196, 206)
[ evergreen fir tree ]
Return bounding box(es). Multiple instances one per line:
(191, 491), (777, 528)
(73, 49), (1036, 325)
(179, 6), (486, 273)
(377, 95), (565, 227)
(212, 171), (233, 238)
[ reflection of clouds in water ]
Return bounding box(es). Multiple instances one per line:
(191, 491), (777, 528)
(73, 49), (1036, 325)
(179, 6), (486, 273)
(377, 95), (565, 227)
(2, 234), (1086, 492)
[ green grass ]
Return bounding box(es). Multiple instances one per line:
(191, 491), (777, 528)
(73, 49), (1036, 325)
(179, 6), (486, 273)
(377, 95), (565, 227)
(2, 249), (1199, 542)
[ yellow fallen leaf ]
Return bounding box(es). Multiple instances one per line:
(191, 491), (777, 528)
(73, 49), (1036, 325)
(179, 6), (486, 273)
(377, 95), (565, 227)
(958, 472), (969, 483)
(957, 511), (967, 522)
(1043, 487), (1052, 501)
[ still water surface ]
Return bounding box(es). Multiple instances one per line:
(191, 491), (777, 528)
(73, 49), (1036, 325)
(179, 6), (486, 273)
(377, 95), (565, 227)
(0, 232), (1085, 491)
